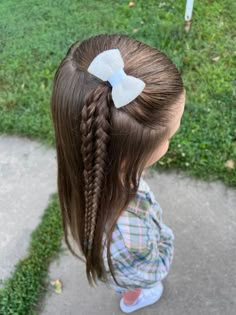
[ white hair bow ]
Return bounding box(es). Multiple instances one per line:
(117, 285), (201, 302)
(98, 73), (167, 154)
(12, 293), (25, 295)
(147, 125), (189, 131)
(87, 49), (145, 108)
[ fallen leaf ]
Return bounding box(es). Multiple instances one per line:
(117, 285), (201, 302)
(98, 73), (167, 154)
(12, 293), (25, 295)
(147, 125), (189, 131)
(50, 279), (63, 294)
(225, 159), (235, 169)
(212, 56), (220, 62)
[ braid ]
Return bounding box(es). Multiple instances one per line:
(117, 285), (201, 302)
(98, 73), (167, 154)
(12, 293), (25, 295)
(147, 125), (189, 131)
(87, 93), (111, 247)
(80, 86), (111, 260)
(80, 96), (96, 248)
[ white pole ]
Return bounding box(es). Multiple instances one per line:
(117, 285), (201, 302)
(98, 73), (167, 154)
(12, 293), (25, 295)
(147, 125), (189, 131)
(185, 0), (194, 32)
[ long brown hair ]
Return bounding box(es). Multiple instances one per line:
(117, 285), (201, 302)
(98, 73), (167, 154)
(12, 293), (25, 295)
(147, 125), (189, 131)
(50, 34), (184, 287)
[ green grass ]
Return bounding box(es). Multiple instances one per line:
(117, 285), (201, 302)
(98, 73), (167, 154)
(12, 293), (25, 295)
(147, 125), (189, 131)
(0, 194), (63, 315)
(0, 0), (235, 185)
(0, 1), (235, 313)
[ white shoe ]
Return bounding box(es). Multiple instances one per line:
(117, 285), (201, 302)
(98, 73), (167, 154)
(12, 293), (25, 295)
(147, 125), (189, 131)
(119, 282), (163, 313)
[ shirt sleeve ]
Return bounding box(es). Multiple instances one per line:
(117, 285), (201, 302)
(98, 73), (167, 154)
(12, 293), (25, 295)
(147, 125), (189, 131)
(112, 211), (175, 290)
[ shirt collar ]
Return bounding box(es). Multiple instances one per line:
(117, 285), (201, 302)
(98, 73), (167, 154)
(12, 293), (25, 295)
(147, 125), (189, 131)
(138, 176), (150, 193)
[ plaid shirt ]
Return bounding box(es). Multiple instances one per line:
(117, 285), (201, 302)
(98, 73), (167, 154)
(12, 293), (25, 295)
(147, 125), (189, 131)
(102, 176), (175, 293)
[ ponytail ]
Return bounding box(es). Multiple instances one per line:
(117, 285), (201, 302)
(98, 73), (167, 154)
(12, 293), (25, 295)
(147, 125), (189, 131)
(80, 85), (111, 284)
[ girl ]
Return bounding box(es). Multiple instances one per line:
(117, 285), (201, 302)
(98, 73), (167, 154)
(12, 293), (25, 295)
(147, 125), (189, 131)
(50, 34), (185, 313)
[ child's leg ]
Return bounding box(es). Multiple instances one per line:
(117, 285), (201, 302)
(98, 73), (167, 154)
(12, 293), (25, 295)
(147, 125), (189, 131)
(122, 288), (142, 305)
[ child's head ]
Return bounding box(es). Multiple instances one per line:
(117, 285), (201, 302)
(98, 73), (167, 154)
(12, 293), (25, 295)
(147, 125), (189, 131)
(50, 34), (185, 286)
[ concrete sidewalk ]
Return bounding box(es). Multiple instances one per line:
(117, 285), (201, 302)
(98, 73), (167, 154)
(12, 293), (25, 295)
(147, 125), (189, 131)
(0, 134), (57, 283)
(0, 134), (236, 315)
